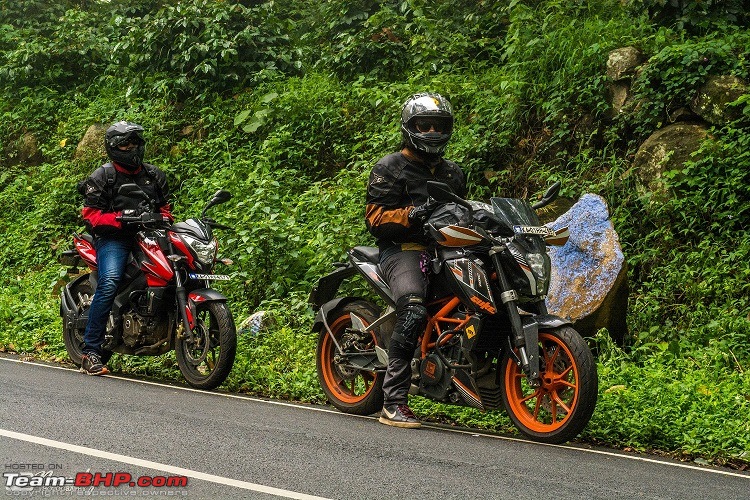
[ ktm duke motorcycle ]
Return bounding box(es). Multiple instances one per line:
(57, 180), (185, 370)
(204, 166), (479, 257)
(310, 181), (597, 443)
(60, 185), (237, 390)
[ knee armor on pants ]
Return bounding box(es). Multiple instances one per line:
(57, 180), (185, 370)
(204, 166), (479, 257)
(389, 294), (428, 360)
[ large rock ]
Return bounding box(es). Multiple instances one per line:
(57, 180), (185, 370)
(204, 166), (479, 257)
(632, 122), (709, 199)
(3, 132), (43, 167)
(18, 132), (43, 165)
(545, 194), (628, 345)
(606, 47), (644, 81)
(606, 81), (631, 116)
(74, 123), (108, 163)
(691, 75), (748, 125)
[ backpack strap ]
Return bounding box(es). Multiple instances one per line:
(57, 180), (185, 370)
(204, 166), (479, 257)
(101, 163), (117, 206)
(141, 162), (165, 205)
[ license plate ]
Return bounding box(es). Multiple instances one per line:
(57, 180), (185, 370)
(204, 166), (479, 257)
(188, 273), (230, 281)
(513, 225), (555, 237)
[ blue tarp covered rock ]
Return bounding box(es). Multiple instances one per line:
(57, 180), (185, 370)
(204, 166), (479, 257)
(545, 194), (628, 344)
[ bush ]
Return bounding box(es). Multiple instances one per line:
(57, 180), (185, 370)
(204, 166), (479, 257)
(626, 0), (750, 34)
(111, 0), (302, 96)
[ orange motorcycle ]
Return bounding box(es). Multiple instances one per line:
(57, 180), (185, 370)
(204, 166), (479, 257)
(310, 181), (597, 443)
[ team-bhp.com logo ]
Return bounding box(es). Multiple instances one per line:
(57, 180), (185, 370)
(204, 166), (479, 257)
(4, 469), (188, 496)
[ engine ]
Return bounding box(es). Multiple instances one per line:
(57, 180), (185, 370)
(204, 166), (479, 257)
(121, 311), (169, 348)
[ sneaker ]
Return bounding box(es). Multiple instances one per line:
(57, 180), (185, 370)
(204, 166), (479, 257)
(80, 352), (109, 376)
(378, 404), (421, 428)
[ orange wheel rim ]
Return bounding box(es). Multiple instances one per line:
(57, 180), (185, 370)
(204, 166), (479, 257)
(505, 332), (580, 433)
(321, 315), (377, 404)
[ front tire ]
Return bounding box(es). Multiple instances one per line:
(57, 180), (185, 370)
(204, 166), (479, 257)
(316, 300), (384, 415)
(501, 326), (597, 444)
(175, 301), (236, 390)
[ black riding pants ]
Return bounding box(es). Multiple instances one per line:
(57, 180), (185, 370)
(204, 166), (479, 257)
(380, 250), (430, 406)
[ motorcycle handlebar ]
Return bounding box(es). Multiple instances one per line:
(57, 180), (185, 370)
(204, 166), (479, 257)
(116, 213), (172, 228)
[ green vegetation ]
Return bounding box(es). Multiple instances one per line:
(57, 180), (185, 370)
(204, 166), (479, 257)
(0, 0), (748, 466)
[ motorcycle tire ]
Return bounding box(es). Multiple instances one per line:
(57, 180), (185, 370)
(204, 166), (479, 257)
(175, 301), (236, 390)
(316, 300), (384, 415)
(501, 326), (598, 444)
(61, 278), (113, 367)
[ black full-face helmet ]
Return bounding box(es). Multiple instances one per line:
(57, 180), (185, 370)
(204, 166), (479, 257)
(104, 121), (145, 171)
(400, 92), (454, 157)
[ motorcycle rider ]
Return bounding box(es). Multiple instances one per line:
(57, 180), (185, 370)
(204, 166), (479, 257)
(78, 121), (172, 375)
(365, 92), (467, 428)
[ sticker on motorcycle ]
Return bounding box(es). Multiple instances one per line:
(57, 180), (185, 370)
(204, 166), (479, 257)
(513, 225), (555, 237)
(188, 273), (230, 280)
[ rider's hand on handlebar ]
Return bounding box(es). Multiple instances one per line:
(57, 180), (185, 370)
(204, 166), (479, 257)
(138, 212), (167, 224)
(121, 209), (141, 218)
(118, 210), (169, 227)
(408, 201), (439, 226)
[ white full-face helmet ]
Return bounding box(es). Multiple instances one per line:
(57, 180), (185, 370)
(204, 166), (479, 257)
(400, 92), (454, 156)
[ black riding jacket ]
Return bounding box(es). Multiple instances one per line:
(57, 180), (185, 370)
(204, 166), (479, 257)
(81, 162), (172, 239)
(366, 149), (466, 258)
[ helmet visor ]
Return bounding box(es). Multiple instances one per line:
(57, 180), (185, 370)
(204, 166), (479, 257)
(413, 117), (452, 134)
(113, 132), (144, 147)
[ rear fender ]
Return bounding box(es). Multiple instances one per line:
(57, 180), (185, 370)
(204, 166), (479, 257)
(309, 264), (357, 310)
(312, 297), (360, 334)
(60, 273), (92, 317)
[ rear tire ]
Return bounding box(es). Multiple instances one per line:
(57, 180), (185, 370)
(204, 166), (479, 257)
(316, 300), (384, 415)
(175, 301), (237, 390)
(61, 279), (114, 367)
(501, 326), (597, 444)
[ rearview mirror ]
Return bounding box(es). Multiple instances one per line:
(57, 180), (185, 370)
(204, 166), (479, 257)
(531, 181), (561, 210)
(202, 190), (233, 217)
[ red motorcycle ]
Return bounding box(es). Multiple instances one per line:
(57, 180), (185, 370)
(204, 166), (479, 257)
(60, 185), (236, 389)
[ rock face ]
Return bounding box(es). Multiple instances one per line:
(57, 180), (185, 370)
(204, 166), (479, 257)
(3, 132), (43, 166)
(606, 47), (644, 81)
(18, 132), (43, 165)
(691, 75), (748, 125)
(75, 123), (108, 163)
(632, 122), (709, 198)
(605, 47), (644, 118)
(545, 194), (628, 345)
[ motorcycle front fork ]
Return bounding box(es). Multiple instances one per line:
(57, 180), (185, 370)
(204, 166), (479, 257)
(170, 257), (196, 344)
(490, 248), (541, 387)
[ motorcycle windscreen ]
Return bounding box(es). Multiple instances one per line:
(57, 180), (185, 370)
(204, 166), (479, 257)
(490, 198), (540, 234)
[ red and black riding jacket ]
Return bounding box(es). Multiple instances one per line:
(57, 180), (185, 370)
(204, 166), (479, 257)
(80, 162), (173, 239)
(365, 149), (466, 259)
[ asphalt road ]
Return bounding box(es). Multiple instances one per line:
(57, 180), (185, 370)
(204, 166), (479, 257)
(1, 354), (748, 499)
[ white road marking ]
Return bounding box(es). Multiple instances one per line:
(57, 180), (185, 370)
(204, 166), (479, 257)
(2, 356), (749, 480)
(0, 428), (331, 500)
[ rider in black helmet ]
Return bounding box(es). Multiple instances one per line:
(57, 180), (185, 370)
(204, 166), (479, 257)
(78, 121), (173, 376)
(365, 93), (467, 428)
(104, 121), (147, 171)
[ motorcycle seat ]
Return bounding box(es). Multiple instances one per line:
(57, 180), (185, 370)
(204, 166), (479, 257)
(350, 246), (380, 264)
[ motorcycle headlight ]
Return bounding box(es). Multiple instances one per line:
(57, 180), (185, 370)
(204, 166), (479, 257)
(183, 235), (217, 268)
(526, 252), (551, 294)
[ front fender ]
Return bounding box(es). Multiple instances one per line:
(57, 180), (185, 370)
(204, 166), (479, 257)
(311, 296), (360, 334)
(529, 314), (572, 330)
(184, 288), (229, 331)
(188, 288), (228, 304)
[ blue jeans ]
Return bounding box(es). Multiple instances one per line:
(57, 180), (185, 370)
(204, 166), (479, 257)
(83, 237), (133, 355)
